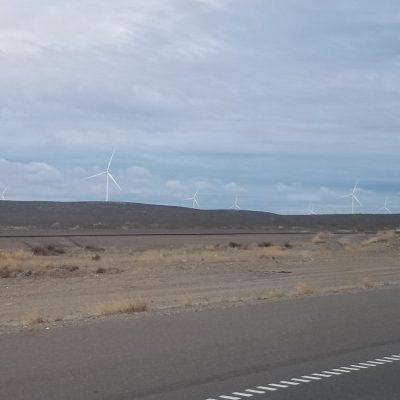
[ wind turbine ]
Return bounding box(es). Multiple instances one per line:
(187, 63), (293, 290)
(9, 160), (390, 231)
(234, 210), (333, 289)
(1, 186), (8, 200)
(229, 195), (241, 210)
(86, 150), (121, 202)
(184, 189), (200, 209)
(341, 182), (362, 214)
(307, 203), (317, 215)
(380, 198), (392, 214)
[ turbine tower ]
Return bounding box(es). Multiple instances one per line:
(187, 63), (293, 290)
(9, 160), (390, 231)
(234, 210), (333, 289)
(229, 195), (241, 210)
(87, 150), (121, 202)
(342, 182), (362, 214)
(184, 189), (200, 209)
(1, 186), (8, 200)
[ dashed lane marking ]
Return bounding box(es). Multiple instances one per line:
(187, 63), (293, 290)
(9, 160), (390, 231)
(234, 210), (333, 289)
(205, 352), (400, 399)
(256, 386), (278, 391)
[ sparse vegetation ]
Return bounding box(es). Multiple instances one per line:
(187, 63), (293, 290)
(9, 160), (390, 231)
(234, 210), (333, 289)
(362, 277), (374, 289)
(85, 245), (105, 252)
(228, 241), (242, 249)
(97, 299), (147, 316)
(21, 310), (46, 326)
(32, 244), (66, 256)
(92, 254), (101, 261)
(258, 242), (272, 248)
(295, 282), (314, 295)
(269, 288), (285, 298)
(283, 242), (292, 249)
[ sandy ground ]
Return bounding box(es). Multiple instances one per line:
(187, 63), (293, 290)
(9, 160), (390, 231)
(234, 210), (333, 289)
(1, 231), (400, 333)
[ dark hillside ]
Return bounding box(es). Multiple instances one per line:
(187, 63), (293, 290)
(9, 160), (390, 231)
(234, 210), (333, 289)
(0, 201), (399, 231)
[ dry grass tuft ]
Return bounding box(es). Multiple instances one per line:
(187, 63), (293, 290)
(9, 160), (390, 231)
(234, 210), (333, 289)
(362, 230), (397, 246)
(96, 299), (147, 316)
(0, 250), (30, 262)
(362, 277), (374, 289)
(269, 288), (285, 298)
(92, 254), (101, 261)
(21, 310), (46, 326)
(312, 232), (333, 244)
(85, 245), (105, 252)
(295, 282), (314, 295)
(258, 242), (272, 248)
(32, 244), (66, 256)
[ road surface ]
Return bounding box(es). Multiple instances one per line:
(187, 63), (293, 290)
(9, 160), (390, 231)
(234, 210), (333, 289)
(1, 288), (400, 399)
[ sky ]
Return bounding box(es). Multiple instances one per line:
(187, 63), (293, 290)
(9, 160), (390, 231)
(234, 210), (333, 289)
(0, 0), (399, 214)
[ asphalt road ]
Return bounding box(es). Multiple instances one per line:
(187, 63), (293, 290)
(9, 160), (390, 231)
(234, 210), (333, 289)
(1, 288), (400, 400)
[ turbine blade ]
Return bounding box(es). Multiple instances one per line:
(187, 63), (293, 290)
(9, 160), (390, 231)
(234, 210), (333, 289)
(107, 149), (116, 171)
(86, 171), (107, 179)
(353, 195), (362, 206)
(108, 173), (121, 190)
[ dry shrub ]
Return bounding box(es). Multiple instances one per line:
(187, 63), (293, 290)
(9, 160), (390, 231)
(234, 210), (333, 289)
(312, 232), (333, 244)
(32, 244), (65, 256)
(283, 242), (292, 249)
(228, 241), (242, 249)
(97, 299), (147, 316)
(85, 245), (105, 252)
(94, 267), (121, 275)
(0, 265), (23, 278)
(0, 250), (30, 262)
(269, 288), (285, 298)
(21, 310), (46, 326)
(362, 277), (374, 289)
(295, 282), (314, 295)
(92, 254), (101, 261)
(184, 297), (194, 307)
(362, 230), (396, 246)
(258, 242), (272, 248)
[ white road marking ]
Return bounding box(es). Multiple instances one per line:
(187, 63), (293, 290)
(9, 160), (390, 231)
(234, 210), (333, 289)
(340, 366), (360, 371)
(323, 370), (342, 375)
(206, 352), (400, 399)
(312, 373), (332, 378)
(280, 380), (300, 386)
(331, 368), (351, 373)
(246, 389), (265, 394)
(291, 378), (311, 383)
(232, 392), (253, 397)
(302, 375), (321, 380)
(257, 386), (278, 391)
(268, 383), (289, 388)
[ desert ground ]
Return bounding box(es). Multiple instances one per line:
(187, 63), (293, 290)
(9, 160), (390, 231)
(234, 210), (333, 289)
(0, 229), (399, 333)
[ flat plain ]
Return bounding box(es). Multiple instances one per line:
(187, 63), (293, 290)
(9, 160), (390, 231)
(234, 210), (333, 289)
(1, 228), (399, 333)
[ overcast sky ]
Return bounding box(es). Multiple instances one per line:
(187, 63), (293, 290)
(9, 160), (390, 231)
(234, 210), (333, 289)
(0, 0), (399, 213)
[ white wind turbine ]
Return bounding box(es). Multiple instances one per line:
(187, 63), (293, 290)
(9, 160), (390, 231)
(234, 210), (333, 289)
(1, 186), (8, 200)
(86, 150), (121, 202)
(229, 195), (241, 210)
(307, 203), (317, 215)
(184, 189), (200, 209)
(341, 182), (362, 214)
(381, 198), (392, 214)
